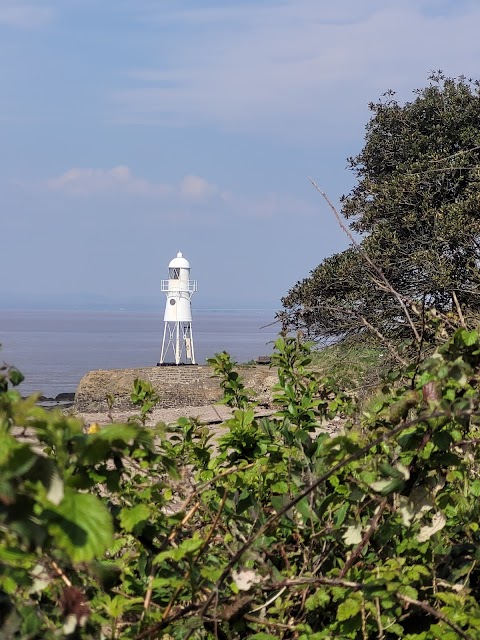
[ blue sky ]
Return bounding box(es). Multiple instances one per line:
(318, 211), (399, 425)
(1, 0), (479, 308)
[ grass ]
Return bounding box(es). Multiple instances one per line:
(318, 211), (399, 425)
(310, 338), (388, 401)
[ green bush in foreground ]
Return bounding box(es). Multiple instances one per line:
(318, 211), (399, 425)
(1, 331), (480, 639)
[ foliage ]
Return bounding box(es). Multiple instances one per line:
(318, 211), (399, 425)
(281, 73), (480, 343)
(2, 329), (480, 638)
(310, 338), (387, 397)
(207, 351), (255, 409)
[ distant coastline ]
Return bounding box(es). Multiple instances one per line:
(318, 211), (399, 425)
(0, 292), (279, 313)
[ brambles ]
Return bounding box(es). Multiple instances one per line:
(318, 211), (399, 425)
(2, 329), (480, 638)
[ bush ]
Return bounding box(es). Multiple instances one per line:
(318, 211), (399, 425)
(1, 331), (480, 638)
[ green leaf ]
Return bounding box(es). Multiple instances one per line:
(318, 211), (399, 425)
(199, 566), (223, 582)
(9, 368), (24, 386)
(119, 504), (151, 533)
(305, 589), (331, 610)
(104, 594), (144, 618)
(271, 494), (291, 518)
(154, 534), (204, 564)
(46, 490), (113, 562)
(237, 491), (255, 515)
(433, 430), (453, 451)
(177, 536), (204, 555)
(92, 423), (139, 443)
(471, 480), (480, 497)
(271, 481), (289, 494)
(370, 478), (405, 495)
(19, 606), (42, 637)
(343, 523), (363, 546)
(89, 560), (122, 590)
(4, 445), (38, 478)
(334, 502), (349, 526)
(296, 496), (318, 523)
(386, 622), (405, 636)
(0, 479), (15, 505)
(337, 597), (361, 621)
(459, 329), (478, 346)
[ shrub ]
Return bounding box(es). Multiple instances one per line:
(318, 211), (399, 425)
(1, 331), (480, 638)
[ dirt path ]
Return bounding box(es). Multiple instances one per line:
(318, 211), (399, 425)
(74, 403), (274, 429)
(12, 404), (344, 449)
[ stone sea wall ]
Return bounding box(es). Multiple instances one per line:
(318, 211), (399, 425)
(74, 365), (277, 413)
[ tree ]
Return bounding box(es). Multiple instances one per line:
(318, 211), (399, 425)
(281, 73), (480, 343)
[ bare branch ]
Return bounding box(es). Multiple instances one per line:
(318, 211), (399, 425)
(197, 407), (479, 619)
(339, 497), (388, 578)
(359, 317), (408, 366)
(452, 290), (467, 328)
(309, 178), (421, 342)
(397, 593), (473, 640)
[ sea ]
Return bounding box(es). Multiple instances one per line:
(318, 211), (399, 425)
(0, 309), (280, 398)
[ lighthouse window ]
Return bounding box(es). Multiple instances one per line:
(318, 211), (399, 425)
(169, 268), (180, 279)
(170, 299), (176, 305)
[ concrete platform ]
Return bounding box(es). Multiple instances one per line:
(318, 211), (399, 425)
(74, 364), (277, 413)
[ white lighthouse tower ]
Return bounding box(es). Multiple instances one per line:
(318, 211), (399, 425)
(159, 251), (197, 365)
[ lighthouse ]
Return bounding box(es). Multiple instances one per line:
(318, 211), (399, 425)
(159, 251), (197, 365)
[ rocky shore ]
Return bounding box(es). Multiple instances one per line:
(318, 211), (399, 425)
(33, 392), (76, 409)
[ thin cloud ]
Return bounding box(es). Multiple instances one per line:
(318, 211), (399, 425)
(113, 0), (480, 138)
(42, 166), (227, 206)
(36, 165), (315, 219)
(180, 175), (219, 201)
(0, 2), (55, 29)
(44, 166), (172, 197)
(42, 166), (225, 204)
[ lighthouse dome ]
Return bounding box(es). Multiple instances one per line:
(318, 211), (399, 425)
(168, 251), (190, 269)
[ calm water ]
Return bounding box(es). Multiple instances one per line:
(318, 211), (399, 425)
(0, 309), (280, 397)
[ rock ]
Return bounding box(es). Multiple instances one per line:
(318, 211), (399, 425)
(55, 392), (76, 402)
(74, 365), (276, 413)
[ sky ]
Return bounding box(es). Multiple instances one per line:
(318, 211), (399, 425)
(1, 0), (480, 309)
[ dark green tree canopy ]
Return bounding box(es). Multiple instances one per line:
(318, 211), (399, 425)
(282, 73), (480, 342)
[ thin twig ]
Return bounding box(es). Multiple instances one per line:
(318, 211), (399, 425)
(197, 408), (464, 619)
(309, 178), (421, 342)
(249, 586), (287, 613)
(359, 317), (408, 365)
(375, 596), (384, 639)
(398, 593), (473, 640)
(424, 145), (480, 165)
(135, 603), (200, 640)
(361, 597), (368, 640)
(339, 497), (388, 578)
(259, 577), (473, 640)
(141, 566), (156, 621)
(243, 613), (298, 630)
(180, 463), (255, 513)
(168, 493), (228, 636)
(50, 560), (72, 588)
(138, 407), (480, 638)
(197, 491), (229, 563)
(452, 290), (467, 328)
(167, 501), (200, 543)
(157, 501), (200, 618)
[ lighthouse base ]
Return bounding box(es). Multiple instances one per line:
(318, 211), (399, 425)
(156, 362), (196, 367)
(159, 321), (196, 366)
